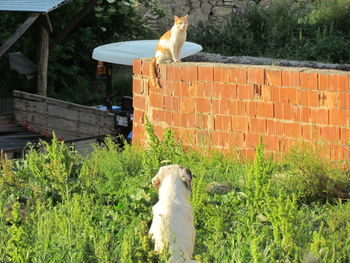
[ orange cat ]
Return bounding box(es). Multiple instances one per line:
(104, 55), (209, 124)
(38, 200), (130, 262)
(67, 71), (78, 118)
(149, 15), (189, 88)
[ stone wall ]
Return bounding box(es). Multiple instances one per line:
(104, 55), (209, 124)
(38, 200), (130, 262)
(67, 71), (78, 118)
(132, 59), (350, 160)
(143, 0), (275, 31)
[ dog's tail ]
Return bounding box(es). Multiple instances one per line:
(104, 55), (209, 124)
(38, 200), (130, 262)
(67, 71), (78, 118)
(149, 57), (160, 89)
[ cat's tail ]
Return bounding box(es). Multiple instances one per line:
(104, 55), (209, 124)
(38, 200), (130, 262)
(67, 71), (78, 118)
(149, 57), (160, 89)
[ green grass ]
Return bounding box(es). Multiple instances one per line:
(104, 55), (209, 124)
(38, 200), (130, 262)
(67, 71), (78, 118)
(1, 126), (350, 262)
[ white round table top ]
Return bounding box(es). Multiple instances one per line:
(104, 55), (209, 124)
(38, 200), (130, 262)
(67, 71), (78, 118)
(92, 40), (202, 65)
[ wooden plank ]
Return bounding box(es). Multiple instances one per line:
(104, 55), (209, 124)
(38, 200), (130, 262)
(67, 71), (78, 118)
(13, 90), (46, 103)
(47, 104), (78, 121)
(14, 90), (115, 117)
(13, 98), (47, 113)
(0, 126), (27, 134)
(0, 13), (40, 57)
(14, 111), (47, 127)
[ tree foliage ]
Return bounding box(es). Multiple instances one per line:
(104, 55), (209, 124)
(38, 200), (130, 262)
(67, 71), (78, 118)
(0, 0), (156, 103)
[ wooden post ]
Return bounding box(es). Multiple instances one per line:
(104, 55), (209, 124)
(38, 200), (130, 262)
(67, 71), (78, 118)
(37, 16), (49, 96)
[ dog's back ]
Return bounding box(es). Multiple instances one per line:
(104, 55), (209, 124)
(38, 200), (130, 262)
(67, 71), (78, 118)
(149, 165), (195, 262)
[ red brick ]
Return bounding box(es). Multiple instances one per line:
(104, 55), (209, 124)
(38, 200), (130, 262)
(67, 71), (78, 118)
(246, 133), (260, 148)
(338, 75), (349, 92)
(285, 122), (302, 137)
(214, 66), (228, 82)
(282, 103), (293, 120)
(329, 109), (348, 127)
(281, 71), (292, 87)
(173, 82), (181, 96)
(318, 74), (329, 91)
(274, 103), (283, 119)
(141, 60), (150, 77)
(194, 81), (205, 97)
(328, 74), (338, 91)
(158, 64), (167, 81)
(311, 108), (329, 125)
(133, 110), (144, 124)
(198, 66), (214, 82)
(267, 120), (277, 135)
(230, 67), (247, 83)
(132, 78), (143, 95)
(261, 85), (272, 101)
(237, 84), (255, 100)
(257, 102), (274, 118)
(167, 64), (182, 81)
(291, 105), (300, 122)
(221, 83), (237, 99)
(180, 97), (195, 113)
(188, 83), (196, 97)
(181, 65), (198, 81)
(236, 100), (246, 116)
(164, 81), (174, 96)
(324, 91), (340, 108)
(339, 93), (350, 110)
(164, 111), (172, 126)
(275, 121), (285, 136)
(232, 116), (249, 132)
(211, 131), (229, 148)
(310, 90), (319, 106)
(321, 126), (340, 142)
(180, 82), (189, 97)
(195, 98), (211, 113)
(289, 88), (300, 105)
(133, 59), (141, 75)
(228, 132), (245, 148)
(300, 107), (311, 123)
(279, 87), (290, 104)
(204, 82), (214, 97)
(340, 128), (350, 145)
(220, 100), (229, 115)
(149, 92), (164, 108)
(180, 113), (188, 127)
(188, 113), (196, 127)
(249, 118), (267, 133)
(247, 101), (258, 117)
(222, 115), (232, 131)
(212, 99), (220, 113)
(291, 71), (300, 87)
(270, 86), (280, 102)
(195, 114), (209, 129)
(173, 112), (181, 126)
(164, 96), (171, 111)
(265, 70), (281, 86)
(247, 68), (265, 84)
(300, 72), (318, 90)
(301, 124), (313, 141)
(171, 96), (180, 111)
(214, 115), (223, 130)
(228, 100), (237, 115)
(264, 135), (280, 151)
(133, 95), (146, 110)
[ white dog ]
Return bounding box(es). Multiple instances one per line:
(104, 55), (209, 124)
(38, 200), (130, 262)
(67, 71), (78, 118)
(149, 165), (196, 263)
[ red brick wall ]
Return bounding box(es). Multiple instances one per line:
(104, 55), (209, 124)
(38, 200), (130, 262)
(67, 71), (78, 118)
(132, 59), (350, 160)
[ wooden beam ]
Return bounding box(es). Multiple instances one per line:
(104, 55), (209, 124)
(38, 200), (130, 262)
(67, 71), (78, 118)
(37, 15), (49, 96)
(50, 0), (97, 48)
(0, 13), (40, 58)
(42, 13), (53, 33)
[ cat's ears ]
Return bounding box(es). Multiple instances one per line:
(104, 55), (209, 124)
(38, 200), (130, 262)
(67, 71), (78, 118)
(174, 15), (189, 21)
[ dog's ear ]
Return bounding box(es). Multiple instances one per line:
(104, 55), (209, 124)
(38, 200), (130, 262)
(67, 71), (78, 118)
(152, 176), (161, 190)
(179, 167), (192, 190)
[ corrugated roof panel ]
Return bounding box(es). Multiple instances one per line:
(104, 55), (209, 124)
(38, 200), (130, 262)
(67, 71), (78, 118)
(0, 0), (72, 12)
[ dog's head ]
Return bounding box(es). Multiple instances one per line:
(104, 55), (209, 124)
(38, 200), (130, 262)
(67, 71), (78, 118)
(152, 165), (193, 191)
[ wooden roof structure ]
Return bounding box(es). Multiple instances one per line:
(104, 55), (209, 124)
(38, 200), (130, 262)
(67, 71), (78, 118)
(0, 0), (97, 96)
